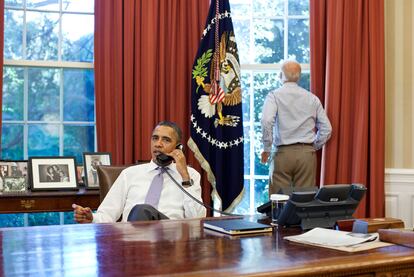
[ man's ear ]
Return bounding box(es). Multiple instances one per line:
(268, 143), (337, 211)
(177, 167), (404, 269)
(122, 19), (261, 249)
(279, 71), (286, 83)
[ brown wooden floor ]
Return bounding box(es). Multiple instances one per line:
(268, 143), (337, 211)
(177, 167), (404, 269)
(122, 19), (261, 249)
(0, 217), (414, 276)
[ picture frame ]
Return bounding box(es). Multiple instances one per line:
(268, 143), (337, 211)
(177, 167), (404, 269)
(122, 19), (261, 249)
(76, 165), (85, 186)
(83, 152), (112, 189)
(29, 157), (78, 191)
(0, 160), (29, 193)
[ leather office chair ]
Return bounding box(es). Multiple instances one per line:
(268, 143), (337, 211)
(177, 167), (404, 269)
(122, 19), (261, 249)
(97, 165), (129, 203)
(97, 161), (149, 203)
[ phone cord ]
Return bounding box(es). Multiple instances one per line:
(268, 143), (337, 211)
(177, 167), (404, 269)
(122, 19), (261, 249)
(164, 168), (241, 217)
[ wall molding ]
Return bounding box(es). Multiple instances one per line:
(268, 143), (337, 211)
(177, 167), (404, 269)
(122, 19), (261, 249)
(384, 168), (414, 228)
(385, 168), (414, 183)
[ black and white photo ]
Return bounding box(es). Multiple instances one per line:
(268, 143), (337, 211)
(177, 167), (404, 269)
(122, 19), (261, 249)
(0, 161), (29, 192)
(83, 152), (112, 188)
(29, 157), (77, 190)
(3, 177), (27, 192)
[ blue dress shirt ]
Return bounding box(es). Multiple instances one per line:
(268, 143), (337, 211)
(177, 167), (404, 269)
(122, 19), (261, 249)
(261, 82), (332, 152)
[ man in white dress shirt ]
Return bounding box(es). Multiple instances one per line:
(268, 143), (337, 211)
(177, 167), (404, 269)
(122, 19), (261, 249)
(73, 121), (206, 223)
(261, 60), (332, 195)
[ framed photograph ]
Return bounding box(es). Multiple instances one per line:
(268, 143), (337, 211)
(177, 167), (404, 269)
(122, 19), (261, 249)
(0, 160), (29, 192)
(76, 165), (85, 186)
(29, 157), (78, 191)
(3, 177), (27, 192)
(83, 152), (112, 189)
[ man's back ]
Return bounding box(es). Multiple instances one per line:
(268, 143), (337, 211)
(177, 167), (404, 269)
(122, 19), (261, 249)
(262, 82), (331, 150)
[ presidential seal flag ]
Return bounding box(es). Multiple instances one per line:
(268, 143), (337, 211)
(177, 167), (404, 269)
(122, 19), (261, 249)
(187, 0), (243, 212)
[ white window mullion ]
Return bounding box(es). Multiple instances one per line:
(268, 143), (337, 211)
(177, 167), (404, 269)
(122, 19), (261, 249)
(248, 0), (256, 215)
(58, 0), (63, 62)
(249, 71), (255, 214)
(284, 0), (289, 59)
(23, 67), (29, 159)
(22, 1), (27, 60)
(59, 68), (64, 156)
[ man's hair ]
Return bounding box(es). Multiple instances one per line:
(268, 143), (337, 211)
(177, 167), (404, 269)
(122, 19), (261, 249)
(155, 121), (183, 143)
(281, 60), (301, 82)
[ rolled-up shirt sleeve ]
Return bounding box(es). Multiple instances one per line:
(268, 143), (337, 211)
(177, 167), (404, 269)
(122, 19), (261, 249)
(183, 169), (206, 218)
(261, 93), (278, 152)
(314, 100), (332, 150)
(92, 172), (127, 223)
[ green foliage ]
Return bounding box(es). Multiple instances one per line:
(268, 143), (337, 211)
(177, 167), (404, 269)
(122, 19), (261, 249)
(192, 49), (213, 79)
(1, 124), (24, 159)
(192, 49), (213, 93)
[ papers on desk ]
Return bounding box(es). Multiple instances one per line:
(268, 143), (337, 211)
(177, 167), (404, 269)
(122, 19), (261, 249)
(285, 228), (392, 252)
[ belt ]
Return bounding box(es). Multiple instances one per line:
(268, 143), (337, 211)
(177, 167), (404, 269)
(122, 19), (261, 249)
(278, 143), (313, 147)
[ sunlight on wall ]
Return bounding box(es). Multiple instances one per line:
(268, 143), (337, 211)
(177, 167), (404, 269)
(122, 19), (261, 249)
(385, 0), (414, 168)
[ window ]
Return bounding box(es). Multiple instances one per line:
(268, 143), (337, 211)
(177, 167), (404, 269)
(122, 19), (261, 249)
(1, 0), (94, 227)
(230, 0), (310, 214)
(2, 0), (95, 164)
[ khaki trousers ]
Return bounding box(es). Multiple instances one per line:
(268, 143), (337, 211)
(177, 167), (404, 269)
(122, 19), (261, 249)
(269, 144), (316, 195)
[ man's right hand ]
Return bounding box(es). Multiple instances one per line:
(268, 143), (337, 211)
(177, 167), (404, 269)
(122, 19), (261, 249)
(261, 151), (270, 164)
(72, 203), (93, 224)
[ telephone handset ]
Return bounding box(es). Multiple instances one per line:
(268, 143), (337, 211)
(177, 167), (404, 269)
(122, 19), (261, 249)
(156, 144), (184, 167)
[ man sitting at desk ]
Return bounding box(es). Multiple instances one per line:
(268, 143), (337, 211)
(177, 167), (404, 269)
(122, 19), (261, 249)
(72, 121), (206, 223)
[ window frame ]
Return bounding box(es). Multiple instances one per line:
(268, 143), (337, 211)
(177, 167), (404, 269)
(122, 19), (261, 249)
(232, 0), (310, 214)
(3, 1), (95, 160)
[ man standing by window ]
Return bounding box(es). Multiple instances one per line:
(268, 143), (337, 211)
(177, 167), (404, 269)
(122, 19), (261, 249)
(261, 60), (332, 195)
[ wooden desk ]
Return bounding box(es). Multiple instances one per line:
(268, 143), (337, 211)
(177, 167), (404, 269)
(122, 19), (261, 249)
(0, 217), (413, 276)
(0, 189), (100, 213)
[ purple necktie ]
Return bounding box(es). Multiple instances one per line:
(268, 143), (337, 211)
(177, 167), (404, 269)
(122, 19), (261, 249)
(145, 167), (165, 208)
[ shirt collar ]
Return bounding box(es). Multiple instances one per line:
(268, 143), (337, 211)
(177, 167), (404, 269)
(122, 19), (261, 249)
(147, 160), (175, 173)
(283, 82), (299, 87)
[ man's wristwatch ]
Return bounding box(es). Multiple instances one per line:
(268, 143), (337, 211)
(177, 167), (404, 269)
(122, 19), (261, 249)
(181, 179), (194, 187)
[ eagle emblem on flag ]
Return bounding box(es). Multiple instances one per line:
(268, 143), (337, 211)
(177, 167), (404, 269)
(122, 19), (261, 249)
(192, 32), (242, 128)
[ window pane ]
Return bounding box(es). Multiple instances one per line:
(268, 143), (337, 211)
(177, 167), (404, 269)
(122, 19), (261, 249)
(253, 72), (280, 122)
(289, 0), (309, 16)
(288, 19), (310, 63)
(28, 67), (60, 121)
(254, 178), (269, 206)
(254, 19), (284, 63)
(5, 0), (23, 8)
(63, 211), (76, 224)
(28, 124), (59, 156)
(0, 214), (25, 227)
(4, 10), (23, 59)
(230, 0), (250, 18)
(63, 69), (95, 121)
(2, 66), (24, 120)
(26, 11), (59, 60)
(28, 212), (60, 226)
(1, 124), (24, 160)
(62, 14), (94, 62)
(27, 0), (59, 11)
(253, 0), (284, 17)
(254, 125), (269, 176)
(233, 179), (250, 214)
(233, 19), (250, 64)
(63, 125), (95, 164)
(63, 0), (94, 13)
(243, 125), (250, 173)
(298, 71), (310, 91)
